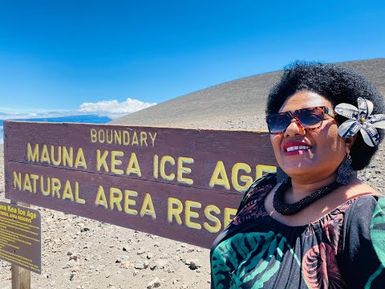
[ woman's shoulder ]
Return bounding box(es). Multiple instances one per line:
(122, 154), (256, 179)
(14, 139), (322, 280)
(237, 173), (277, 210)
(210, 174), (277, 247)
(344, 192), (385, 224)
(341, 192), (385, 253)
(340, 179), (383, 219)
(346, 179), (381, 197)
(339, 193), (385, 287)
(325, 179), (381, 221)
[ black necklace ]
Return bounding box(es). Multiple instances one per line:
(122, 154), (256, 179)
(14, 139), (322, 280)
(273, 178), (342, 216)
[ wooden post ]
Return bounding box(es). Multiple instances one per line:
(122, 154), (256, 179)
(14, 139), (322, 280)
(11, 200), (31, 289)
(12, 265), (31, 289)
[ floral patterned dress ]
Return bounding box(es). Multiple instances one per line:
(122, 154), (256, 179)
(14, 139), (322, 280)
(210, 173), (385, 289)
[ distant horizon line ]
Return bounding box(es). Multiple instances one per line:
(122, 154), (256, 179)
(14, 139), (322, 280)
(0, 114), (113, 144)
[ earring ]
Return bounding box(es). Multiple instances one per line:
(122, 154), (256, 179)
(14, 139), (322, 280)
(336, 154), (354, 185)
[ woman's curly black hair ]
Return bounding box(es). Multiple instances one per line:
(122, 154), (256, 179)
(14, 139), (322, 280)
(266, 61), (385, 170)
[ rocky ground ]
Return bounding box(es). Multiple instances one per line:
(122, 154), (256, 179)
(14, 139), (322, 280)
(0, 116), (384, 289)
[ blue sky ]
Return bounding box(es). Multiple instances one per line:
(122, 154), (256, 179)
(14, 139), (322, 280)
(0, 0), (384, 119)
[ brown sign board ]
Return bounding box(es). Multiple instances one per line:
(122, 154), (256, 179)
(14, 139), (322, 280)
(4, 121), (277, 248)
(0, 201), (42, 274)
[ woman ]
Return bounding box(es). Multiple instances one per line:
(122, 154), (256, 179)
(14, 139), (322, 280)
(210, 62), (385, 289)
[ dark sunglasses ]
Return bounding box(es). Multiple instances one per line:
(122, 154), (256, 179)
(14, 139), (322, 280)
(266, 106), (335, 134)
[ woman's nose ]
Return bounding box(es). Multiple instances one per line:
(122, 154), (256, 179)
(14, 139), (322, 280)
(284, 118), (306, 137)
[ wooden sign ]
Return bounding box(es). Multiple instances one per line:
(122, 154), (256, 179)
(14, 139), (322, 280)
(0, 201), (41, 274)
(4, 121), (277, 248)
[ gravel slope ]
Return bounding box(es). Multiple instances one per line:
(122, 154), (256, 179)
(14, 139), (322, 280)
(111, 58), (385, 131)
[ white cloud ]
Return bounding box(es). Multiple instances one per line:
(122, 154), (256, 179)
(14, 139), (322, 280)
(0, 98), (157, 122)
(78, 98), (156, 118)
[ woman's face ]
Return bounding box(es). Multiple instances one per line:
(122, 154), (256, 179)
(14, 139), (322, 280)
(270, 90), (348, 181)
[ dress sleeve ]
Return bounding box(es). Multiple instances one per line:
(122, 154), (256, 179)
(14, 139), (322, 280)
(211, 173), (275, 249)
(341, 196), (385, 289)
(236, 172), (276, 212)
(210, 173), (276, 289)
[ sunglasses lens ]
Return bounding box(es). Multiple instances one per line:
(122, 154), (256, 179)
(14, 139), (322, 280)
(267, 113), (292, 134)
(296, 107), (324, 128)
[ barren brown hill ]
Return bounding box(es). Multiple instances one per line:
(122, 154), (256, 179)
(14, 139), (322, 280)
(111, 58), (385, 131)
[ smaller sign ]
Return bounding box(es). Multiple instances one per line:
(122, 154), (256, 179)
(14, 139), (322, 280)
(0, 201), (41, 274)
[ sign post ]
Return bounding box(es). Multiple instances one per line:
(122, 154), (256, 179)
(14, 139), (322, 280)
(12, 265), (31, 289)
